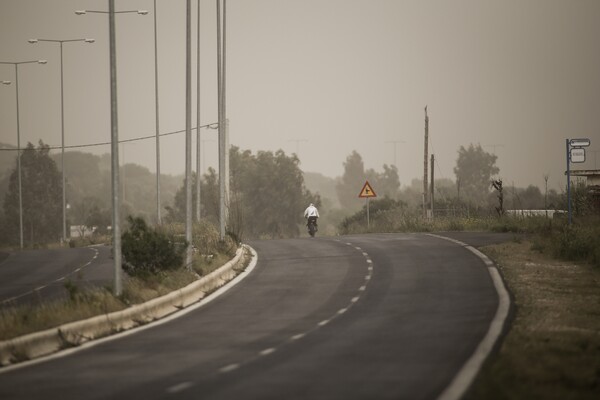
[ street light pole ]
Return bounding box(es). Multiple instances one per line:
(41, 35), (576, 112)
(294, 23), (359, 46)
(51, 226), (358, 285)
(0, 60), (47, 249)
(75, 4), (147, 295)
(185, 0), (193, 269)
(196, 0), (202, 223)
(153, 0), (162, 225)
(28, 38), (94, 244)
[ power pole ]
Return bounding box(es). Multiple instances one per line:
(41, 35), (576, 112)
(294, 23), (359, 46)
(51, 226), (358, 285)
(196, 0), (202, 223)
(430, 154), (435, 219)
(185, 0), (193, 269)
(217, 0), (228, 239)
(423, 106), (429, 218)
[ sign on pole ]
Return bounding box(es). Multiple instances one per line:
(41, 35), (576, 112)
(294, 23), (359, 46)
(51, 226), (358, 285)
(358, 181), (376, 229)
(570, 138), (591, 148)
(359, 181), (377, 198)
(570, 147), (586, 163)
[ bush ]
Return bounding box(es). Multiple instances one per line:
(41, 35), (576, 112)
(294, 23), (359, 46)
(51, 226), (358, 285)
(121, 216), (186, 277)
(551, 224), (600, 267)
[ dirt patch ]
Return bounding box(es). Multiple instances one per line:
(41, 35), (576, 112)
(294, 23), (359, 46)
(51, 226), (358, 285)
(467, 241), (600, 399)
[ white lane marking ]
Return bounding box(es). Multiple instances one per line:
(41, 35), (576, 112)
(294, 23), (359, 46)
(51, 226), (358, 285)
(318, 319), (330, 327)
(365, 275), (371, 281)
(351, 296), (360, 303)
(428, 234), (511, 400)
(354, 246), (362, 251)
(358, 285), (366, 291)
(368, 266), (373, 271)
(338, 308), (348, 315)
(290, 333), (305, 341)
(0, 246), (259, 375)
(219, 364), (240, 374)
(366, 259), (372, 264)
(166, 381), (194, 394)
(345, 242), (353, 246)
(362, 252), (369, 256)
(259, 348), (276, 356)
(34, 286), (46, 291)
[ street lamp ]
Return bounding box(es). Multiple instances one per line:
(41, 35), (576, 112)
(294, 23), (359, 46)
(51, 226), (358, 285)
(75, 3), (147, 295)
(0, 60), (47, 249)
(28, 38), (95, 244)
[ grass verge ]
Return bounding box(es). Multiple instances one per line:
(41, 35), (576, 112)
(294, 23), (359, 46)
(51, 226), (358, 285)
(467, 240), (600, 399)
(0, 246), (248, 341)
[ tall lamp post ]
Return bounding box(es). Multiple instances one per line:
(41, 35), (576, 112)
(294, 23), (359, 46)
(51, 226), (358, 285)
(28, 38), (95, 244)
(0, 60), (47, 249)
(75, 4), (147, 295)
(152, 0), (162, 225)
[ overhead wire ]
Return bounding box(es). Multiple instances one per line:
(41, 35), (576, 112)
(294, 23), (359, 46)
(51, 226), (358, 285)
(0, 122), (219, 152)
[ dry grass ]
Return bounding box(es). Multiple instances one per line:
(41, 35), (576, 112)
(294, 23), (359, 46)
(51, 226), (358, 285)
(0, 249), (242, 341)
(467, 241), (600, 399)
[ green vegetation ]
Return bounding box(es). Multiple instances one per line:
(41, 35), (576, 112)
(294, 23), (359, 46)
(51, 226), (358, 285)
(167, 146), (320, 240)
(121, 216), (186, 277)
(0, 218), (243, 341)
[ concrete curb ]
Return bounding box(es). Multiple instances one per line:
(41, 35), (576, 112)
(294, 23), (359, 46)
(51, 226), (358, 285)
(0, 245), (250, 367)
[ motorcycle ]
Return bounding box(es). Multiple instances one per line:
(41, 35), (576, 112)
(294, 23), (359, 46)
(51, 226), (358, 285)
(307, 217), (318, 237)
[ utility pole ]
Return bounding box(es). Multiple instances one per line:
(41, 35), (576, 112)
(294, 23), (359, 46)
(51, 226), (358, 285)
(217, 0), (228, 239)
(196, 0), (202, 223)
(185, 0), (193, 269)
(288, 139), (307, 161)
(430, 154), (435, 219)
(423, 106), (429, 219)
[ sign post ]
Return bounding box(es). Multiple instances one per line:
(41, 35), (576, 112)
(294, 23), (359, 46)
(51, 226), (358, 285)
(358, 181), (377, 229)
(566, 138), (591, 225)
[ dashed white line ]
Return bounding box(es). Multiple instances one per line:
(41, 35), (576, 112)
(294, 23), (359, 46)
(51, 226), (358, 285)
(365, 275), (372, 281)
(351, 296), (360, 303)
(318, 319), (330, 327)
(166, 381), (194, 394)
(338, 308), (348, 315)
(366, 259), (372, 264)
(290, 333), (306, 341)
(219, 363), (240, 374)
(358, 285), (366, 291)
(259, 348), (276, 356)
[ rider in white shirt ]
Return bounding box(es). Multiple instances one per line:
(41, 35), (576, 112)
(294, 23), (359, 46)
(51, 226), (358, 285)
(304, 203), (319, 228)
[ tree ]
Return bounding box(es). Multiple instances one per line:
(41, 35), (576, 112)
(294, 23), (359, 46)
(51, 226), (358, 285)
(336, 151), (366, 211)
(167, 147), (319, 239)
(453, 144), (499, 208)
(3, 141), (62, 245)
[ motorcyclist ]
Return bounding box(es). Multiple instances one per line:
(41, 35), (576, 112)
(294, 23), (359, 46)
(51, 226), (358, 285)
(304, 203), (319, 231)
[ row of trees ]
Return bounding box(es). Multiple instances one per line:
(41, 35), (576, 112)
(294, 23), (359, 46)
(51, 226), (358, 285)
(0, 139), (576, 247)
(166, 146), (319, 239)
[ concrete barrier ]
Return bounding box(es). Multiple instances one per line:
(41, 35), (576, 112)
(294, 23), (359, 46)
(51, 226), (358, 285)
(0, 245), (250, 367)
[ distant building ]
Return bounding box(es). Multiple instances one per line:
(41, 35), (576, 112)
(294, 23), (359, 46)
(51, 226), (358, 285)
(568, 169), (600, 213)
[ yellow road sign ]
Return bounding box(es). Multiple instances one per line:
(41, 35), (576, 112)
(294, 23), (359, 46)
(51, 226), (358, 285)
(358, 181), (377, 198)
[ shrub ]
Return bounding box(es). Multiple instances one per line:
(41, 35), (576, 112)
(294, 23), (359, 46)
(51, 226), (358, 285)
(121, 216), (186, 278)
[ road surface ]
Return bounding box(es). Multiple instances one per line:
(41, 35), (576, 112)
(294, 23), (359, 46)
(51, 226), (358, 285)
(0, 233), (509, 399)
(0, 245), (113, 308)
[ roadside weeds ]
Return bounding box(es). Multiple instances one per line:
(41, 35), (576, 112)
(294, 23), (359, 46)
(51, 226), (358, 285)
(467, 240), (600, 399)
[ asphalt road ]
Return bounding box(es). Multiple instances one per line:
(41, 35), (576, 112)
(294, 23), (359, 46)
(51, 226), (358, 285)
(0, 233), (508, 399)
(0, 245), (113, 308)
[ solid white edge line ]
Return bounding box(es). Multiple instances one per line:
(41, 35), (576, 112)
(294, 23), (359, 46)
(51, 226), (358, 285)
(427, 234), (511, 400)
(0, 246), (259, 375)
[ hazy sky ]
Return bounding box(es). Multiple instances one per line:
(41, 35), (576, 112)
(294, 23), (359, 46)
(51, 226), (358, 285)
(1, 0), (599, 192)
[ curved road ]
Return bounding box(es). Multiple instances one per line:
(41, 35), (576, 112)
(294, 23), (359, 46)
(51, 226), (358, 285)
(0, 245), (113, 307)
(0, 233), (509, 399)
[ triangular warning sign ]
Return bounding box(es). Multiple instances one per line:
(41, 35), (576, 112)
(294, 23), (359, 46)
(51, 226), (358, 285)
(358, 181), (377, 198)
